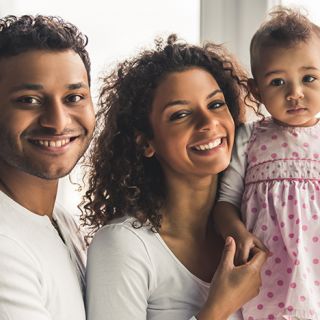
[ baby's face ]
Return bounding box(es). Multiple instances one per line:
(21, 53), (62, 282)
(252, 36), (320, 127)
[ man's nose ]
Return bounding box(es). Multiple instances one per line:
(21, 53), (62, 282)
(39, 99), (71, 133)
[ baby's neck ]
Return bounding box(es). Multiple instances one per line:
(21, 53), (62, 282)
(272, 116), (319, 128)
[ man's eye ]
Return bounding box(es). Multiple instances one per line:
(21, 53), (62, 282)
(303, 75), (316, 83)
(208, 101), (225, 109)
(66, 94), (83, 103)
(270, 78), (285, 86)
(169, 110), (191, 121)
(17, 96), (41, 105)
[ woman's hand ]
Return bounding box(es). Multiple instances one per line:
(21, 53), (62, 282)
(232, 226), (269, 265)
(197, 237), (268, 320)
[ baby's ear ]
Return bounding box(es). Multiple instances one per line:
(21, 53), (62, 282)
(135, 132), (155, 158)
(248, 78), (261, 102)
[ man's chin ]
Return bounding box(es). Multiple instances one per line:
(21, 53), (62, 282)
(24, 165), (77, 180)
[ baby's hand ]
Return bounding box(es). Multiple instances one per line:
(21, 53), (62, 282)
(233, 229), (269, 265)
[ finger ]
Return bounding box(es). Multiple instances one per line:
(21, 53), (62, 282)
(253, 238), (269, 253)
(237, 243), (252, 265)
(248, 247), (268, 270)
(219, 236), (236, 269)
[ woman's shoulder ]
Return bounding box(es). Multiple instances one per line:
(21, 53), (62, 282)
(89, 216), (157, 255)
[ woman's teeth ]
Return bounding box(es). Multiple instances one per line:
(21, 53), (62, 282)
(36, 138), (70, 147)
(194, 138), (222, 151)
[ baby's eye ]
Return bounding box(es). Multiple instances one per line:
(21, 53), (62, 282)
(270, 78), (285, 86)
(169, 110), (191, 121)
(208, 100), (225, 109)
(303, 75), (316, 83)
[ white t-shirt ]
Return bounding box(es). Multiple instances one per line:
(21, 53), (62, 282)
(0, 191), (86, 320)
(86, 216), (243, 320)
(218, 122), (254, 206)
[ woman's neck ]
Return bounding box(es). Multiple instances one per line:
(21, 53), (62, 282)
(160, 173), (218, 241)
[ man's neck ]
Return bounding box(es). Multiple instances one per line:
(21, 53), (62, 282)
(0, 164), (58, 218)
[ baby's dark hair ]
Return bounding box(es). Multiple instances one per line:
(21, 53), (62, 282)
(0, 15), (91, 84)
(81, 34), (252, 236)
(250, 7), (320, 77)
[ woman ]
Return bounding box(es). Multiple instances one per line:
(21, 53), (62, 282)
(82, 35), (267, 319)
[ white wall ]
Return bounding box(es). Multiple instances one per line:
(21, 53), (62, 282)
(200, 0), (278, 70)
(0, 0), (200, 99)
(0, 0), (200, 215)
(282, 0), (320, 23)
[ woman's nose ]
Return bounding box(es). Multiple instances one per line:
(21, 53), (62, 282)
(196, 110), (219, 132)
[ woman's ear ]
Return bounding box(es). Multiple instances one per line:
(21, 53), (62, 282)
(248, 78), (261, 102)
(135, 132), (155, 158)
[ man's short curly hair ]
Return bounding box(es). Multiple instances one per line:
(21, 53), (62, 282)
(0, 15), (91, 83)
(81, 35), (252, 235)
(250, 7), (320, 77)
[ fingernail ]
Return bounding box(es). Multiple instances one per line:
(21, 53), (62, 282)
(226, 237), (232, 245)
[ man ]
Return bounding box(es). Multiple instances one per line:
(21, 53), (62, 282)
(0, 15), (95, 320)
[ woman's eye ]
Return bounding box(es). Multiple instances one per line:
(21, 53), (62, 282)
(169, 110), (191, 121)
(208, 101), (225, 109)
(66, 94), (83, 103)
(270, 78), (285, 86)
(303, 75), (316, 83)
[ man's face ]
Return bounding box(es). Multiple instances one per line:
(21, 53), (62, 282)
(0, 49), (95, 180)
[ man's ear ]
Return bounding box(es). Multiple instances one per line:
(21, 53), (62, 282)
(248, 78), (261, 102)
(135, 132), (155, 158)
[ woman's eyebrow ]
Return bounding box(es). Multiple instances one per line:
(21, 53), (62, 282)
(164, 89), (223, 110)
(206, 89), (222, 100)
(164, 99), (190, 109)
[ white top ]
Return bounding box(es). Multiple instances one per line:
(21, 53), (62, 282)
(0, 191), (86, 320)
(86, 216), (242, 320)
(218, 122), (254, 206)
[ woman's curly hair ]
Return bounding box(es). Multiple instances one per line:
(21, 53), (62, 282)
(0, 14), (91, 84)
(81, 34), (254, 236)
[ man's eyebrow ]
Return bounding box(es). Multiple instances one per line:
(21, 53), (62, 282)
(163, 89), (223, 110)
(10, 83), (44, 92)
(66, 82), (89, 90)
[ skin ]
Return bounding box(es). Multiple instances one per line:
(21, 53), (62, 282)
(215, 37), (320, 264)
(0, 49), (95, 217)
(249, 36), (320, 127)
(143, 68), (267, 318)
(147, 67), (234, 181)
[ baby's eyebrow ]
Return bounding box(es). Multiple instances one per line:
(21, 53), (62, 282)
(264, 70), (284, 78)
(301, 66), (320, 71)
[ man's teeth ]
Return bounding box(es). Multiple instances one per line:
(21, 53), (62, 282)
(37, 139), (70, 147)
(194, 138), (222, 151)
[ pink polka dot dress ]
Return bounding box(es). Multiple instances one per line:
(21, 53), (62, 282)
(241, 118), (320, 319)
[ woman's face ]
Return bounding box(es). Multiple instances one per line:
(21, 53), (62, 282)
(146, 67), (235, 181)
